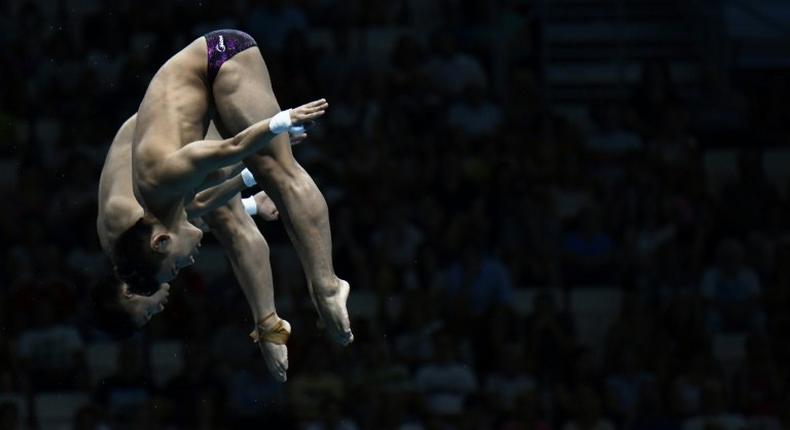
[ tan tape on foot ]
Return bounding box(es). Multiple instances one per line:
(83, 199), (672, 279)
(249, 312), (291, 345)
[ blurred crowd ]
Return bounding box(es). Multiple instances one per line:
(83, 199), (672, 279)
(1, 0), (790, 429)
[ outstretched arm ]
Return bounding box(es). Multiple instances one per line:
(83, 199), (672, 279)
(156, 99), (326, 192)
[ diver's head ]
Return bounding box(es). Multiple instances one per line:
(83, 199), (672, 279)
(113, 214), (202, 291)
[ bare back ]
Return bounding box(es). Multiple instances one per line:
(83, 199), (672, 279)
(97, 115), (144, 254)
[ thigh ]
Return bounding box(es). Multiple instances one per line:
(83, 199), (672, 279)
(212, 48), (296, 170)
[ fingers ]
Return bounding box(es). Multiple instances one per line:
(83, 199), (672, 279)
(291, 99), (329, 124)
(294, 109), (325, 123)
(155, 283), (170, 303)
(302, 98), (327, 109)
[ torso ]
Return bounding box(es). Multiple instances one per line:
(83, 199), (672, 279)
(132, 37), (211, 217)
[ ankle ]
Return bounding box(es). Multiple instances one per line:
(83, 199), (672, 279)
(313, 278), (347, 297)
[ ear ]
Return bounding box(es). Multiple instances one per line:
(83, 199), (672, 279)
(151, 233), (171, 253)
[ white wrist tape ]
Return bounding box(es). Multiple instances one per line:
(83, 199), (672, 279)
(269, 109), (292, 134)
(242, 196), (257, 216)
(241, 168), (256, 187)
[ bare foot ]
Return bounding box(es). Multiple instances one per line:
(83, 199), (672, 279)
(312, 279), (353, 346)
(250, 316), (291, 382)
(257, 329), (289, 382)
(253, 191), (279, 221)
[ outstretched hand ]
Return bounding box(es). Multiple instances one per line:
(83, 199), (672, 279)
(290, 99), (328, 125)
(148, 283), (170, 316)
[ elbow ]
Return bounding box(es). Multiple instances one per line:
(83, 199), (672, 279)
(218, 137), (242, 160)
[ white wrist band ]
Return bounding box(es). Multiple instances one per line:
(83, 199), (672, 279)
(242, 196), (257, 216)
(269, 109), (292, 134)
(241, 168), (256, 187)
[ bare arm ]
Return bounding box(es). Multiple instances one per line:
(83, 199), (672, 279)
(156, 99), (327, 192)
(196, 163), (246, 193)
(186, 174), (247, 219)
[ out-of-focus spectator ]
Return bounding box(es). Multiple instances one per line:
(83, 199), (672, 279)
(0, 402), (20, 430)
(720, 150), (781, 235)
(439, 242), (514, 317)
(732, 335), (781, 416)
(94, 342), (155, 424)
(392, 289), (443, 366)
(72, 404), (110, 430)
(561, 205), (617, 284)
(630, 381), (681, 430)
(499, 390), (551, 430)
(415, 331), (478, 417)
(447, 82), (503, 138)
(525, 290), (575, 382)
(562, 385), (615, 430)
(701, 239), (764, 332)
(604, 348), (655, 425)
(586, 102), (642, 156)
(226, 355), (288, 428)
(682, 380), (746, 430)
(163, 343), (224, 429)
(423, 29), (487, 96)
(484, 343), (536, 412)
(290, 345), (347, 427)
(0, 337), (22, 393)
(246, 0), (307, 53)
(630, 60), (680, 137)
(17, 298), (87, 391)
(302, 397), (359, 430)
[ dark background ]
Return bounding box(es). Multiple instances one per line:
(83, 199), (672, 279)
(1, 0), (790, 429)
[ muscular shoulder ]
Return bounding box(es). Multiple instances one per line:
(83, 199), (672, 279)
(98, 196), (143, 253)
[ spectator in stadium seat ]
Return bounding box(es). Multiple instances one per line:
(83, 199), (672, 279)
(17, 298), (88, 391)
(447, 82), (503, 138)
(732, 335), (781, 416)
(499, 390), (551, 430)
(525, 290), (575, 382)
(561, 205), (617, 284)
(245, 0), (307, 53)
(0, 402), (19, 430)
(562, 385), (615, 430)
(439, 241), (514, 318)
(94, 342), (155, 424)
(701, 239), (764, 332)
(484, 343), (536, 412)
(164, 343), (224, 429)
(72, 404), (109, 430)
(682, 380), (746, 430)
(423, 29), (487, 96)
(414, 330), (478, 417)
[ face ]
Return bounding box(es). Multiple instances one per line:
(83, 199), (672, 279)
(120, 283), (169, 327)
(152, 220), (203, 282)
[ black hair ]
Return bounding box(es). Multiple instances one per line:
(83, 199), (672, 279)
(113, 217), (163, 296)
(88, 276), (140, 340)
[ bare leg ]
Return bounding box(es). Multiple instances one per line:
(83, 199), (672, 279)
(202, 195), (290, 381)
(212, 48), (353, 345)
